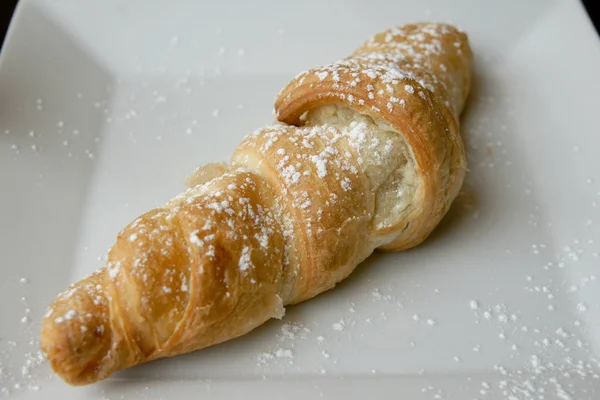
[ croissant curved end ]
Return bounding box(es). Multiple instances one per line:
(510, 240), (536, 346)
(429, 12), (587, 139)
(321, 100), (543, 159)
(40, 273), (115, 385)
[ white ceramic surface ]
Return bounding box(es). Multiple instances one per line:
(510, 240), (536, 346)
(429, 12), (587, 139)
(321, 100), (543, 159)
(1, 0), (600, 398)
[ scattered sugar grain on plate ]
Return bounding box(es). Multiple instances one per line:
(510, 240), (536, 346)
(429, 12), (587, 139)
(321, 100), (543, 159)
(371, 288), (383, 300)
(275, 348), (294, 359)
(332, 320), (346, 331)
(256, 352), (274, 365)
(279, 322), (310, 341)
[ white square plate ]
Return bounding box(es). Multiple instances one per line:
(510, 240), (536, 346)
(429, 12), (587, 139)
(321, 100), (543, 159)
(1, 0), (600, 398)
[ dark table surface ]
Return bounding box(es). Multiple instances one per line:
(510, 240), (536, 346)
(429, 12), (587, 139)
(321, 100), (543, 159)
(1, 1), (599, 52)
(1, 0), (18, 49)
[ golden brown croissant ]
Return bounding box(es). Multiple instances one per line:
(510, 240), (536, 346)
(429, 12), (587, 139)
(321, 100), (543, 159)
(40, 22), (472, 385)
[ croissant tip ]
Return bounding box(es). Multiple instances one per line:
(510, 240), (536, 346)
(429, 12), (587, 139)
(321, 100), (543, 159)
(40, 272), (115, 385)
(40, 314), (112, 385)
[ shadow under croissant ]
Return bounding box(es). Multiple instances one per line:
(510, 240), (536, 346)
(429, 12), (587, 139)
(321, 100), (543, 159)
(421, 66), (483, 247)
(422, 183), (479, 247)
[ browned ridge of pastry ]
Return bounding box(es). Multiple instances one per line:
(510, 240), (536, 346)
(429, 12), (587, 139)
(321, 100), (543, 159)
(41, 22), (472, 385)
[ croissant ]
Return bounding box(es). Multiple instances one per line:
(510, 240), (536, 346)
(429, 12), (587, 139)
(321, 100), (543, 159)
(40, 22), (472, 385)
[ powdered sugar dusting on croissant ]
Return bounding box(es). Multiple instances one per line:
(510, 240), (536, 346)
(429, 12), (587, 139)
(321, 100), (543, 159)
(41, 22), (472, 385)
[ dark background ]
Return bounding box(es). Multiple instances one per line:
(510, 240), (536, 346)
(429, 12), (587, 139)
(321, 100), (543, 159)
(1, 0), (599, 51)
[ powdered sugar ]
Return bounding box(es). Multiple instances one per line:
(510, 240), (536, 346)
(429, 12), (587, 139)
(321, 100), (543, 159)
(275, 348), (294, 358)
(316, 71), (329, 81)
(310, 155), (328, 178)
(238, 246), (252, 272)
(189, 231), (203, 246)
(332, 320), (346, 331)
(107, 261), (121, 280)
